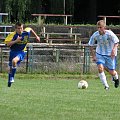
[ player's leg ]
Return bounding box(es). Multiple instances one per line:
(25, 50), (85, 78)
(7, 51), (25, 87)
(8, 51), (14, 87)
(8, 66), (12, 87)
(104, 66), (115, 82)
(11, 56), (20, 82)
(98, 64), (109, 89)
(109, 70), (119, 88)
(96, 53), (109, 89)
(10, 51), (26, 82)
(106, 56), (119, 88)
(7, 56), (19, 87)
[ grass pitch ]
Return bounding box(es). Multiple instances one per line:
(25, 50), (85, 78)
(0, 73), (120, 120)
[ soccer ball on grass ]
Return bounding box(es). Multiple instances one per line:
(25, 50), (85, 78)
(78, 80), (88, 89)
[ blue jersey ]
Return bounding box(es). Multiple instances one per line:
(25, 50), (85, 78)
(88, 30), (119, 56)
(4, 27), (31, 51)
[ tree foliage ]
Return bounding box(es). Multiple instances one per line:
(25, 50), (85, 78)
(1, 0), (74, 23)
(5, 0), (32, 23)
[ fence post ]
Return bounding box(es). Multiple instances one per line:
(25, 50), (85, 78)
(0, 47), (3, 72)
(83, 47), (90, 74)
(56, 49), (60, 63)
(53, 48), (60, 63)
(26, 47), (29, 73)
(28, 44), (34, 73)
(43, 26), (46, 38)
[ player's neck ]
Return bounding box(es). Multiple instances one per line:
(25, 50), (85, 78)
(99, 30), (105, 35)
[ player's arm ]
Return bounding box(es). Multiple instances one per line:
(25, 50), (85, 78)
(25, 27), (40, 42)
(111, 43), (119, 58)
(30, 28), (40, 42)
(89, 46), (96, 61)
(88, 34), (96, 61)
(110, 31), (119, 58)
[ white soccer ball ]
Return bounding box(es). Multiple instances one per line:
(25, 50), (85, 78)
(78, 80), (88, 89)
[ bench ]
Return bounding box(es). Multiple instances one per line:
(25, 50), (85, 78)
(0, 25), (13, 42)
(0, 32), (12, 43)
(98, 15), (120, 25)
(44, 38), (80, 45)
(80, 37), (89, 44)
(0, 13), (8, 23)
(41, 32), (81, 45)
(31, 14), (72, 25)
(0, 25), (12, 31)
(41, 25), (77, 38)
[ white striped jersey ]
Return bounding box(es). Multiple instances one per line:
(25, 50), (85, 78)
(88, 30), (119, 56)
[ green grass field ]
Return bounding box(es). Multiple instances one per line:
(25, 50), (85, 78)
(0, 73), (120, 120)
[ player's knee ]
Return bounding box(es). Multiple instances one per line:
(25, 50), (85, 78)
(98, 66), (104, 72)
(109, 70), (117, 76)
(12, 59), (17, 67)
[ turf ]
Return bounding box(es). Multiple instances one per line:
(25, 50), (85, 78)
(0, 73), (120, 120)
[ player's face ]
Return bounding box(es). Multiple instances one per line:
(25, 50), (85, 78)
(16, 25), (24, 34)
(97, 25), (105, 35)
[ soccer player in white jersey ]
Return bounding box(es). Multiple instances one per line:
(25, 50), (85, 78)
(88, 20), (119, 90)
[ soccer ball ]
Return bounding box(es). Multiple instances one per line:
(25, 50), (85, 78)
(78, 80), (88, 89)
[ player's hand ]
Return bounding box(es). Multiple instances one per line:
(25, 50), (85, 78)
(36, 36), (40, 42)
(7, 36), (22, 46)
(16, 36), (22, 43)
(111, 49), (115, 59)
(92, 55), (97, 62)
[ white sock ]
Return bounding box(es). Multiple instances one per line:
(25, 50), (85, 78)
(113, 72), (119, 80)
(99, 72), (109, 88)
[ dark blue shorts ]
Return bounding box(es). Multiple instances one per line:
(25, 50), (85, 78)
(9, 50), (26, 66)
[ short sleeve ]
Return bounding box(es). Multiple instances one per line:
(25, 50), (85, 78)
(4, 32), (15, 44)
(24, 27), (32, 32)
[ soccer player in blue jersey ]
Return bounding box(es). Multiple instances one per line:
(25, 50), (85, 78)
(88, 20), (119, 90)
(4, 22), (40, 87)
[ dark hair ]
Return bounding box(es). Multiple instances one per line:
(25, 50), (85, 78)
(15, 22), (23, 28)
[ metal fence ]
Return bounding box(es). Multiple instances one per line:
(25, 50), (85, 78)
(26, 44), (92, 74)
(0, 43), (102, 74)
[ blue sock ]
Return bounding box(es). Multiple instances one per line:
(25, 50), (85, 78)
(8, 73), (11, 83)
(11, 67), (17, 78)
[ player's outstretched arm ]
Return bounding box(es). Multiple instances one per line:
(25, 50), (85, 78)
(30, 28), (40, 42)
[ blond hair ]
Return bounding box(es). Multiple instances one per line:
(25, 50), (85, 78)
(97, 20), (106, 27)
